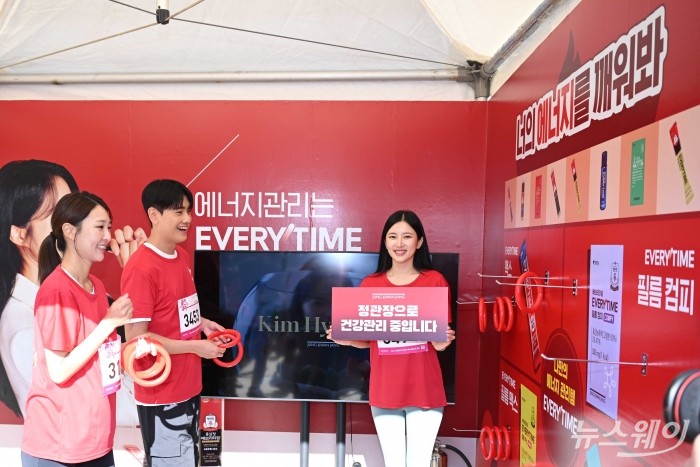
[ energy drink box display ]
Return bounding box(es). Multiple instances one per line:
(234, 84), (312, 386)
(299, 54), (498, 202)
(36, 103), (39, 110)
(199, 398), (224, 466)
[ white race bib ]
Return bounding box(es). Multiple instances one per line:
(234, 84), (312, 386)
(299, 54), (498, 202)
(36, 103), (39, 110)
(178, 292), (202, 339)
(98, 339), (122, 396)
(377, 340), (428, 356)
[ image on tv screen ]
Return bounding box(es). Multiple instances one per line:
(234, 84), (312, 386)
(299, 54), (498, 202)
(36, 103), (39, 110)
(195, 251), (458, 403)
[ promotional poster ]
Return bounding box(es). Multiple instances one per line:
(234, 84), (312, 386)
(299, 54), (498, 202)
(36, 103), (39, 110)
(0, 100), (484, 435)
(486, 1), (700, 465)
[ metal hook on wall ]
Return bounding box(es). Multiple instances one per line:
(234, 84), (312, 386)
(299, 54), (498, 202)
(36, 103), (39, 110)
(496, 278), (585, 296)
(457, 300), (490, 305)
(541, 353), (649, 376)
(452, 426), (511, 433)
(478, 271), (571, 286)
(457, 298), (511, 305)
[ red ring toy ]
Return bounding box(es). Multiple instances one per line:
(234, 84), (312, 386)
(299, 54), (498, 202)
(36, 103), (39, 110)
(493, 297), (504, 332)
(514, 271), (544, 313)
(500, 425), (511, 459)
(478, 297), (487, 333)
(480, 426), (495, 460)
(493, 424), (504, 460)
(209, 329), (244, 368)
(502, 296), (514, 332)
(122, 337), (171, 387)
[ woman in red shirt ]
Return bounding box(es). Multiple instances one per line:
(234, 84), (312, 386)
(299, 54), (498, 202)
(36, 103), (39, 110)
(21, 192), (133, 467)
(329, 210), (455, 467)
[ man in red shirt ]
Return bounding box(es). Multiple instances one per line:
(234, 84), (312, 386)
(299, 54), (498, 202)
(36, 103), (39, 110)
(121, 179), (226, 467)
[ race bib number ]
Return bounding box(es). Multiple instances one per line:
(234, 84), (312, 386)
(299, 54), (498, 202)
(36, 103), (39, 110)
(377, 340), (428, 356)
(98, 339), (122, 396)
(179, 293), (202, 339)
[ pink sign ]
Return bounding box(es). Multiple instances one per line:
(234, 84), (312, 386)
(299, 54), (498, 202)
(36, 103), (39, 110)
(331, 287), (448, 341)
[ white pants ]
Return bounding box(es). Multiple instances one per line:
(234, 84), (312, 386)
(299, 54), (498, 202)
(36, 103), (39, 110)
(371, 406), (444, 467)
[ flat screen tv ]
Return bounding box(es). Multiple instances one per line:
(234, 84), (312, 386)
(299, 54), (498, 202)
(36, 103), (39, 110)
(195, 251), (459, 403)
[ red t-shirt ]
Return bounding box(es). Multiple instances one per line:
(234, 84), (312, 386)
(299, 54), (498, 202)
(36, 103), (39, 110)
(22, 267), (118, 463)
(120, 244), (202, 404)
(363, 269), (449, 409)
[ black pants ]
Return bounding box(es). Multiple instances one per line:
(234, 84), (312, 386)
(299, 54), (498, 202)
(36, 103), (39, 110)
(21, 451), (115, 467)
(137, 395), (200, 467)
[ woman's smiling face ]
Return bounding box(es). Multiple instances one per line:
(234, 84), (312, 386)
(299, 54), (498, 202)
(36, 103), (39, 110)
(71, 205), (112, 265)
(384, 220), (423, 267)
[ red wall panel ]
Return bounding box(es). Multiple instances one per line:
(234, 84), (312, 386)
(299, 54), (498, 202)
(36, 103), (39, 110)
(484, 1), (700, 465)
(0, 100), (486, 435)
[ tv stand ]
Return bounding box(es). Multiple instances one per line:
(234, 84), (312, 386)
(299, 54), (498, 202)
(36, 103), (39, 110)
(299, 401), (347, 467)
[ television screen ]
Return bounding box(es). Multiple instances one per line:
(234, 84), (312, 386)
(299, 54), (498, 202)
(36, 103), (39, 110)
(195, 251), (458, 403)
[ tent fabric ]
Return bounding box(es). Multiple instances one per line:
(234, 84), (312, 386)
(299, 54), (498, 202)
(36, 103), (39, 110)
(420, 0), (544, 63)
(0, 0), (573, 100)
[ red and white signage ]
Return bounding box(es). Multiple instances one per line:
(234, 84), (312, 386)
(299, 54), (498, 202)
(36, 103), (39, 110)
(331, 287), (448, 341)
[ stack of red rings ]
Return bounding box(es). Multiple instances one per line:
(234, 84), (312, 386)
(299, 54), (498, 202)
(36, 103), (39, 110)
(478, 297), (514, 333)
(121, 337), (172, 387)
(514, 271), (544, 313)
(480, 425), (511, 461)
(209, 329), (244, 368)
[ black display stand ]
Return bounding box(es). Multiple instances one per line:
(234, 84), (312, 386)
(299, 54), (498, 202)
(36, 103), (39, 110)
(300, 401), (310, 467)
(336, 402), (346, 467)
(299, 401), (347, 467)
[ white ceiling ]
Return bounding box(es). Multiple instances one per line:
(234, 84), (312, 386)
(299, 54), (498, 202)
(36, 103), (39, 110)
(0, 0), (577, 100)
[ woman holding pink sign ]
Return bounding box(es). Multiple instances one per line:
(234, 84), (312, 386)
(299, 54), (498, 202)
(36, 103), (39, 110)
(328, 210), (455, 467)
